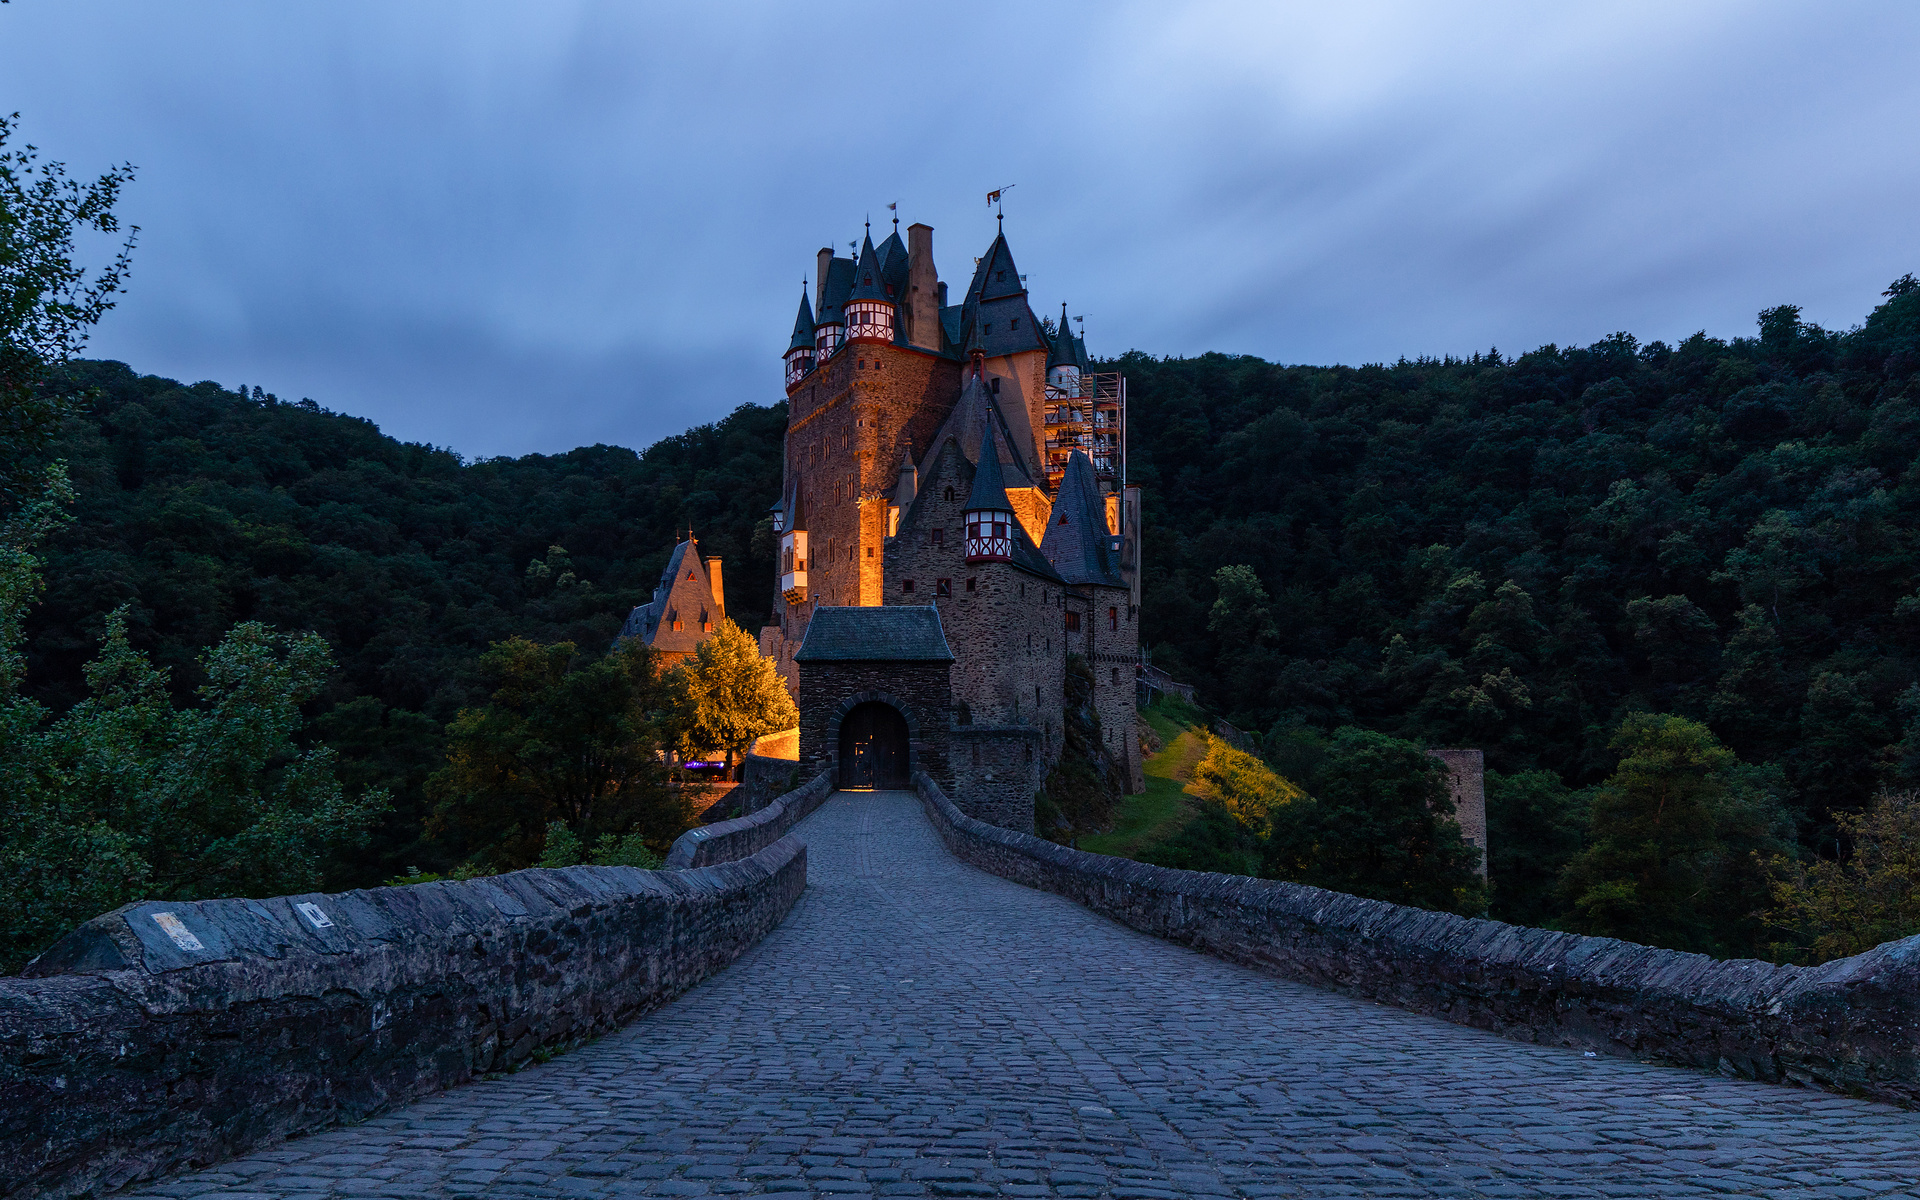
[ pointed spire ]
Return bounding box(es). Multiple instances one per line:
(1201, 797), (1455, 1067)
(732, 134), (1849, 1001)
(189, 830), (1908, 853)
(848, 232), (889, 303)
(787, 477), (807, 532)
(788, 284), (816, 352)
(966, 415), (1013, 513)
(1047, 302), (1078, 369)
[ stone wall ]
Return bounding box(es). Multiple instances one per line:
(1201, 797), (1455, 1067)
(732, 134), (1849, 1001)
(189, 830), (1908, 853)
(2, 839), (807, 1200)
(946, 725), (1043, 832)
(1427, 748), (1489, 877)
(664, 769), (833, 869)
(885, 439), (1066, 740)
(915, 771), (1920, 1108)
(797, 660), (951, 787)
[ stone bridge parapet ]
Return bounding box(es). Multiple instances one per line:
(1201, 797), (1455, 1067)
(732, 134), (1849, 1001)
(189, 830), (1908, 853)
(915, 770), (1920, 1108)
(1, 837), (808, 1199)
(664, 767), (834, 869)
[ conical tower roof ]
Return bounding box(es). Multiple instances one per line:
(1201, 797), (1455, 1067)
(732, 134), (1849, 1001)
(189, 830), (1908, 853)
(848, 232), (891, 303)
(1040, 450), (1124, 587)
(966, 416), (1014, 512)
(1047, 303), (1077, 369)
(788, 287), (816, 352)
(787, 477), (807, 532)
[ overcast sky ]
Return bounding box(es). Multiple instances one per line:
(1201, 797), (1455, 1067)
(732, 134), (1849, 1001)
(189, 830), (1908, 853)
(4, 2), (1917, 459)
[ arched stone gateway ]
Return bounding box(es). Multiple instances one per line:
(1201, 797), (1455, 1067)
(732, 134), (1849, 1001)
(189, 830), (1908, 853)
(837, 700), (910, 788)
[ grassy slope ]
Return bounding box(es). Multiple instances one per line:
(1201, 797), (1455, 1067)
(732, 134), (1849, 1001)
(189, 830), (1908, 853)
(1079, 705), (1206, 858)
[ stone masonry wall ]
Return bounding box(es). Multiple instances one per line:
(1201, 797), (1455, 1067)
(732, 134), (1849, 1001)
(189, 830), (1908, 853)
(797, 660), (952, 789)
(1, 840), (808, 1200)
(915, 771), (1920, 1109)
(947, 725), (1044, 832)
(886, 440), (1064, 742)
(1427, 748), (1489, 877)
(1064, 580), (1143, 792)
(664, 769), (833, 869)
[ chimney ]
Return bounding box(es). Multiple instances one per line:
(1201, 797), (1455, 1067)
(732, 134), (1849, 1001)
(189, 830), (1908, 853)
(706, 557), (725, 616)
(906, 223), (941, 351)
(816, 247), (834, 309)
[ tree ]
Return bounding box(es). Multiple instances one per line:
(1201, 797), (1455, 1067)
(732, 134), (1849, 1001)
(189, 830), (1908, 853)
(0, 476), (385, 971)
(1557, 714), (1791, 955)
(426, 637), (689, 872)
(672, 620), (796, 772)
(1262, 727), (1488, 915)
(0, 113), (136, 507)
(1765, 789), (1920, 964)
(1484, 768), (1586, 929)
(1208, 564), (1276, 641)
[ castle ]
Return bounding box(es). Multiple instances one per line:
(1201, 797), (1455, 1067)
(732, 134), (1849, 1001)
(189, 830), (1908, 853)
(758, 215), (1144, 831)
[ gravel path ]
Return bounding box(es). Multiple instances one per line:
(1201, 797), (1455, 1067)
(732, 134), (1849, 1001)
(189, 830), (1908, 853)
(121, 789), (1920, 1199)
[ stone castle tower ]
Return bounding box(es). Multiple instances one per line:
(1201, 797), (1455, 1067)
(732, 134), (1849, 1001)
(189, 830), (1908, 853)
(759, 216), (1145, 828)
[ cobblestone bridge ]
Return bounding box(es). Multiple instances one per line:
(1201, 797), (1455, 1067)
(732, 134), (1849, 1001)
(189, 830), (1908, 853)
(127, 791), (1919, 1200)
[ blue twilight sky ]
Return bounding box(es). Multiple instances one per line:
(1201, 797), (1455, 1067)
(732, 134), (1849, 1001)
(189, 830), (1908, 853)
(3, 1), (1918, 459)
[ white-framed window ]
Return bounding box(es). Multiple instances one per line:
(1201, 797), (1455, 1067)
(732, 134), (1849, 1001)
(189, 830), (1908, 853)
(964, 507), (1014, 561)
(845, 301), (894, 342)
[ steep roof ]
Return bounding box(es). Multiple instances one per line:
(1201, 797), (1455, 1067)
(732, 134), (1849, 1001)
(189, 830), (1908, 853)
(1047, 303), (1077, 369)
(877, 229), (909, 300)
(816, 255), (855, 326)
(965, 416), (1014, 511)
(617, 538), (725, 654)
(794, 605), (955, 662)
(788, 287), (815, 353)
(921, 372), (1038, 488)
(894, 438), (1065, 587)
(848, 233), (891, 304)
(1040, 451), (1125, 588)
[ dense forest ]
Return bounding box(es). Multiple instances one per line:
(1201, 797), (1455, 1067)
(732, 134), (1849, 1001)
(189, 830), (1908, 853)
(23, 362), (785, 884)
(1120, 281), (1920, 861)
(16, 276), (1920, 958)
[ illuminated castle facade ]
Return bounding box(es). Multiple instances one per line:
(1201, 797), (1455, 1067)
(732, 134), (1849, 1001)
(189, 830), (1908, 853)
(760, 216), (1143, 826)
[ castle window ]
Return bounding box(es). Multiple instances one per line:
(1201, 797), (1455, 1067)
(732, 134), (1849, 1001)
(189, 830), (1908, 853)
(996, 271), (1005, 281)
(990, 378), (1001, 394)
(937, 579), (951, 597)
(866, 546), (873, 557)
(673, 620), (683, 632)
(966, 578), (977, 593)
(984, 323), (992, 334)
(1112, 667), (1121, 685)
(944, 486), (955, 501)
(903, 579), (915, 593)
(1064, 611), (1081, 632)
(1109, 606), (1119, 631)
(931, 527), (944, 546)
(1059, 513), (1069, 524)
(1011, 318), (1020, 330)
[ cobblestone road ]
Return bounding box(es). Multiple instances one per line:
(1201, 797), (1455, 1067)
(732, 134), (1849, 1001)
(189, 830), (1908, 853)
(125, 790), (1920, 1199)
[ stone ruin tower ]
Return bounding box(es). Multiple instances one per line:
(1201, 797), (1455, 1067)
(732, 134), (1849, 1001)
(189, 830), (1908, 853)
(758, 215), (1145, 829)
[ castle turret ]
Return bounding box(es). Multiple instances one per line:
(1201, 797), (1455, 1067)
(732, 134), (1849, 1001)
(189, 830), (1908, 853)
(844, 231), (897, 345)
(778, 480), (808, 604)
(963, 419), (1015, 563)
(785, 286), (816, 389)
(1047, 303), (1081, 395)
(815, 247), (849, 359)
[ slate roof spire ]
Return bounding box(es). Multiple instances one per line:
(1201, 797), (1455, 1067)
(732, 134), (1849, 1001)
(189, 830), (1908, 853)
(849, 232), (890, 302)
(788, 285), (816, 352)
(966, 415), (1014, 513)
(1047, 302), (1077, 369)
(1040, 450), (1124, 588)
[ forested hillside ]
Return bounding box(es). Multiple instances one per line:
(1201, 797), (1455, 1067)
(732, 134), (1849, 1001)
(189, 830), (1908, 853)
(24, 361), (785, 883)
(1117, 278), (1920, 866)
